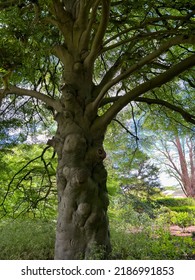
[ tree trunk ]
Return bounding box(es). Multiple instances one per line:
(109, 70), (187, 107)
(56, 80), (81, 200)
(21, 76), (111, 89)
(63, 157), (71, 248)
(48, 85), (111, 259)
(175, 137), (195, 197)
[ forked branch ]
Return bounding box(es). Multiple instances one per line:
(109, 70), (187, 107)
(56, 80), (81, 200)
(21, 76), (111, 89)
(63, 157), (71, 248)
(93, 35), (195, 110)
(96, 54), (195, 127)
(84, 0), (111, 67)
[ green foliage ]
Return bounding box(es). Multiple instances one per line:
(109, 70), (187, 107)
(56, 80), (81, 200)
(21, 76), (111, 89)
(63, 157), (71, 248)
(110, 226), (195, 260)
(0, 144), (57, 219)
(1, 216), (195, 260)
(156, 197), (195, 207)
(0, 219), (55, 260)
(170, 212), (195, 228)
(170, 206), (195, 213)
(105, 122), (162, 201)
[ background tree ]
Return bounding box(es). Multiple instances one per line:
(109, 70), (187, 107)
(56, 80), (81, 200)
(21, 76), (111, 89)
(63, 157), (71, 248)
(0, 0), (195, 259)
(157, 134), (195, 197)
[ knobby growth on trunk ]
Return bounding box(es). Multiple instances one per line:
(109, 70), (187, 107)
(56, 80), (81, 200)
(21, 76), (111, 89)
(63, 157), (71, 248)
(0, 0), (195, 259)
(48, 84), (111, 259)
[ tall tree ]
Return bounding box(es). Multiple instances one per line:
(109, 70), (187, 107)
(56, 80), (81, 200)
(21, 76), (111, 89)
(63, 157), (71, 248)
(0, 0), (195, 259)
(158, 135), (195, 197)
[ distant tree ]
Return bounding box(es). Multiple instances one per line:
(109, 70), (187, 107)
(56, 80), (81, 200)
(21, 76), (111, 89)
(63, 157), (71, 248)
(158, 135), (195, 197)
(0, 1), (195, 259)
(122, 157), (161, 199)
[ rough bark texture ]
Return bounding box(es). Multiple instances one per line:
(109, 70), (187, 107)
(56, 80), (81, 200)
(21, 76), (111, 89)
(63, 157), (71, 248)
(49, 84), (111, 259)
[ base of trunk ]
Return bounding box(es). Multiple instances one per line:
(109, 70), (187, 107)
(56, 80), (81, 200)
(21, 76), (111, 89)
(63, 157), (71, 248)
(54, 163), (111, 260)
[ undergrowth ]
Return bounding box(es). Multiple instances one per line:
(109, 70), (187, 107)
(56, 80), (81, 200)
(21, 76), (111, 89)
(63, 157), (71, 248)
(0, 219), (55, 259)
(110, 224), (195, 260)
(1, 196), (195, 260)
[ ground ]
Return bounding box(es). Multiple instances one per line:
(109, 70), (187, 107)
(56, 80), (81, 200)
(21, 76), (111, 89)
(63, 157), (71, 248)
(170, 225), (195, 238)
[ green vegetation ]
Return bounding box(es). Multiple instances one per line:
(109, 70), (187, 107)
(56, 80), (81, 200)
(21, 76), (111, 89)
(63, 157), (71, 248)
(0, 219), (55, 260)
(111, 227), (195, 260)
(0, 144), (57, 219)
(1, 144), (195, 260)
(1, 196), (195, 260)
(156, 198), (195, 207)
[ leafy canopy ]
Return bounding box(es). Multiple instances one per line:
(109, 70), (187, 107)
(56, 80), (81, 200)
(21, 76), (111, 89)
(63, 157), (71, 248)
(0, 0), (194, 132)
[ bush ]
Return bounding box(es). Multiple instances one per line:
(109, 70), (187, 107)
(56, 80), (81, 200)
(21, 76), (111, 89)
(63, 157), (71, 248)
(156, 198), (195, 207)
(169, 206), (195, 213)
(0, 219), (55, 259)
(170, 212), (195, 228)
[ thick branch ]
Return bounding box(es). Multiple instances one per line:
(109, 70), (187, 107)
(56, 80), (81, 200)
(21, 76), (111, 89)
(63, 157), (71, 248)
(0, 86), (62, 112)
(100, 96), (121, 107)
(79, 0), (101, 51)
(51, 0), (74, 43)
(96, 54), (195, 127)
(85, 0), (111, 67)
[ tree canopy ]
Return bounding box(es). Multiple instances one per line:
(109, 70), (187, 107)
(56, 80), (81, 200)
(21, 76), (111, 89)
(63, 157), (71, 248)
(0, 0), (195, 128)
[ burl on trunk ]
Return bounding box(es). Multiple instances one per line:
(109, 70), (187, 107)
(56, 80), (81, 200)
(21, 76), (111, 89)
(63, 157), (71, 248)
(48, 85), (111, 259)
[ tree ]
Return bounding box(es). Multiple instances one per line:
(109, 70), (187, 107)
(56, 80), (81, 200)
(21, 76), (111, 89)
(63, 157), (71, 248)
(0, 144), (57, 219)
(158, 135), (195, 197)
(0, 0), (195, 259)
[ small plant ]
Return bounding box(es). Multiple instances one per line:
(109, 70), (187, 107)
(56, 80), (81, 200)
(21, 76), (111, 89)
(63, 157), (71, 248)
(170, 212), (195, 230)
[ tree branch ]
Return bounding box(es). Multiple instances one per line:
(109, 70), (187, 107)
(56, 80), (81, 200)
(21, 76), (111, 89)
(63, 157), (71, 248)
(100, 96), (121, 107)
(134, 97), (195, 124)
(93, 35), (195, 108)
(0, 86), (62, 112)
(95, 54), (195, 127)
(102, 29), (187, 53)
(51, 0), (74, 43)
(84, 0), (111, 67)
(79, 0), (101, 52)
(93, 53), (127, 99)
(103, 8), (195, 51)
(113, 118), (139, 140)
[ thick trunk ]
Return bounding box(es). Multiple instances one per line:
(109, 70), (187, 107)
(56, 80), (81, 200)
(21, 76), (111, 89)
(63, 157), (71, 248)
(49, 85), (111, 259)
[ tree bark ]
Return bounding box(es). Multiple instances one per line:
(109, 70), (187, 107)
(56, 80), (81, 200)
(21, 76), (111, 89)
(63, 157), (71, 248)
(48, 85), (111, 259)
(175, 137), (195, 197)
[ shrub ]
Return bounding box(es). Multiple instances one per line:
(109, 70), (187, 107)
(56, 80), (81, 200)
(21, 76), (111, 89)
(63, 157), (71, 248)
(170, 212), (195, 228)
(156, 197), (195, 207)
(169, 206), (195, 213)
